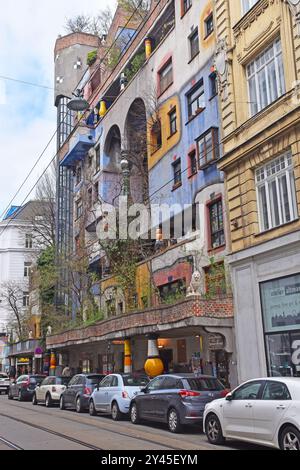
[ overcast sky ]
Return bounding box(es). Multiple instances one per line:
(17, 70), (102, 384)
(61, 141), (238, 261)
(0, 0), (117, 218)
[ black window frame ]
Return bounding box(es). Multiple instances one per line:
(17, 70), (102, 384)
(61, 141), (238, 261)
(189, 28), (199, 61)
(196, 127), (219, 169)
(188, 150), (197, 176)
(209, 71), (218, 98)
(168, 107), (177, 136)
(208, 198), (225, 249)
(158, 59), (173, 96)
(172, 158), (182, 188)
(186, 79), (205, 120)
(204, 13), (214, 38)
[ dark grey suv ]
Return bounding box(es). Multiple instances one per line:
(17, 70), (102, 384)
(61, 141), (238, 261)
(59, 374), (105, 413)
(130, 373), (229, 433)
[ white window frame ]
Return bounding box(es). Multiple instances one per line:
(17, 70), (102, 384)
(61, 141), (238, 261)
(24, 262), (32, 278)
(247, 38), (285, 117)
(255, 152), (298, 232)
(25, 234), (33, 249)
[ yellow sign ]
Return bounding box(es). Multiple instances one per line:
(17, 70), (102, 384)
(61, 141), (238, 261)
(17, 358), (30, 363)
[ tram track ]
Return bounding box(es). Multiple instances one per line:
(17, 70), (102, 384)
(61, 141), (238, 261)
(0, 435), (23, 450)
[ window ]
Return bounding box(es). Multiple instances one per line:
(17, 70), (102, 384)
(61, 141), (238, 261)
(197, 128), (219, 168)
(172, 159), (182, 187)
(95, 146), (100, 173)
(75, 165), (82, 185)
(183, 0), (192, 15)
(242, 0), (259, 14)
(187, 80), (205, 119)
(208, 199), (225, 249)
(233, 381), (263, 400)
(158, 60), (173, 95)
(24, 262), (32, 278)
(25, 234), (33, 249)
(247, 38), (285, 116)
(204, 13), (214, 38)
(159, 279), (186, 301)
(76, 199), (83, 219)
(168, 107), (177, 136)
(147, 376), (166, 391)
(189, 28), (199, 60)
(23, 293), (29, 307)
(151, 120), (162, 153)
(262, 381), (291, 401)
(255, 152), (297, 232)
(188, 150), (197, 176)
(209, 72), (218, 98)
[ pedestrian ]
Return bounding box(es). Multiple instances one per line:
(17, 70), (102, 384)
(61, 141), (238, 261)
(62, 365), (71, 377)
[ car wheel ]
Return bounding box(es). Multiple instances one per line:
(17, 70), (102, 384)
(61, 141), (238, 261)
(111, 401), (122, 421)
(280, 426), (300, 450)
(8, 390), (13, 400)
(130, 402), (140, 425)
(45, 393), (53, 408)
(89, 400), (97, 416)
(168, 408), (182, 433)
(59, 395), (66, 410)
(76, 396), (84, 413)
(32, 393), (38, 405)
(205, 413), (225, 445)
(18, 390), (23, 402)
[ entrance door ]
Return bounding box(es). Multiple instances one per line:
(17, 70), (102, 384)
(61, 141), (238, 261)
(215, 350), (230, 388)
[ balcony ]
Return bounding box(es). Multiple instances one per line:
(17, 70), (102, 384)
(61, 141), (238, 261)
(60, 133), (95, 169)
(7, 339), (43, 357)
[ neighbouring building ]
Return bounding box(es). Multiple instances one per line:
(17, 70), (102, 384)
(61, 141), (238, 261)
(215, 0), (300, 382)
(48, 0), (237, 387)
(0, 202), (47, 375)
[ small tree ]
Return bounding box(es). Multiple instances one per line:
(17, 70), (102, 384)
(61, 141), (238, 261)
(0, 282), (29, 342)
(64, 7), (113, 37)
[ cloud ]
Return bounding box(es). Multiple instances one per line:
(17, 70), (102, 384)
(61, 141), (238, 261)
(0, 0), (117, 215)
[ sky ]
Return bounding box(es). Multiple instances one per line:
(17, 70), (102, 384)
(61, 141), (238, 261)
(0, 0), (117, 219)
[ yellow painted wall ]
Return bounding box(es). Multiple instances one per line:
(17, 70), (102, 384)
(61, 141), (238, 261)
(147, 95), (181, 170)
(136, 262), (151, 308)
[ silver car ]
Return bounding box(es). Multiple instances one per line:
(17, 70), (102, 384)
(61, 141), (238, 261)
(0, 373), (10, 395)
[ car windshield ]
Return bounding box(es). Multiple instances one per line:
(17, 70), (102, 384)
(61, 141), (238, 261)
(86, 375), (105, 385)
(187, 377), (225, 391)
(0, 374), (8, 379)
(30, 376), (46, 384)
(56, 377), (71, 385)
(122, 375), (149, 387)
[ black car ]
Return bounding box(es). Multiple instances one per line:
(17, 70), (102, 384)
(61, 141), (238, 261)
(8, 374), (46, 401)
(130, 373), (229, 433)
(59, 373), (105, 413)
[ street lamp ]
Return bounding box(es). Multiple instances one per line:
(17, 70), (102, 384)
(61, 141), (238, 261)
(67, 89), (90, 112)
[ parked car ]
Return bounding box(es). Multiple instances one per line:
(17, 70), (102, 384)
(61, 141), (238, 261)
(130, 373), (228, 433)
(32, 376), (71, 407)
(204, 377), (300, 450)
(59, 373), (105, 413)
(0, 373), (10, 395)
(89, 373), (149, 420)
(8, 375), (46, 401)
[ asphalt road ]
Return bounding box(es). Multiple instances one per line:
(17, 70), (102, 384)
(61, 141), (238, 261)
(0, 394), (270, 451)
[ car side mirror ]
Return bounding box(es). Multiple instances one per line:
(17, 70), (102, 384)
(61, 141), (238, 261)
(141, 387), (148, 393)
(225, 393), (233, 401)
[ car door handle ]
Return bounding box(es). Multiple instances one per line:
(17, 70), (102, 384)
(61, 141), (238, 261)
(245, 404), (253, 408)
(276, 405), (286, 410)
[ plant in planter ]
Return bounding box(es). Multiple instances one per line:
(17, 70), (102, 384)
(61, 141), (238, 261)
(87, 50), (98, 67)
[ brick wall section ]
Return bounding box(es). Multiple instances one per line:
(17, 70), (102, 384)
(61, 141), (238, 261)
(47, 296), (233, 348)
(54, 33), (100, 56)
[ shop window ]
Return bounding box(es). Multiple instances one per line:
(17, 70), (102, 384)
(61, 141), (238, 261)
(255, 152), (298, 232)
(247, 37), (285, 117)
(208, 198), (225, 249)
(168, 107), (177, 136)
(204, 13), (214, 38)
(197, 127), (219, 168)
(186, 79), (205, 120)
(158, 59), (173, 95)
(189, 28), (199, 61)
(172, 158), (182, 189)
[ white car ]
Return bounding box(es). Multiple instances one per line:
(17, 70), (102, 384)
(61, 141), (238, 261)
(204, 377), (300, 450)
(0, 373), (10, 395)
(32, 376), (71, 407)
(89, 373), (149, 420)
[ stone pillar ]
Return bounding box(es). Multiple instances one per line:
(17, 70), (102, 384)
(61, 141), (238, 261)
(124, 339), (132, 373)
(144, 334), (164, 378)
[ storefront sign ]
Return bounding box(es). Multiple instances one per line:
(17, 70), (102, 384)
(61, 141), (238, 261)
(34, 347), (43, 359)
(17, 358), (30, 364)
(208, 333), (225, 351)
(260, 274), (300, 333)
